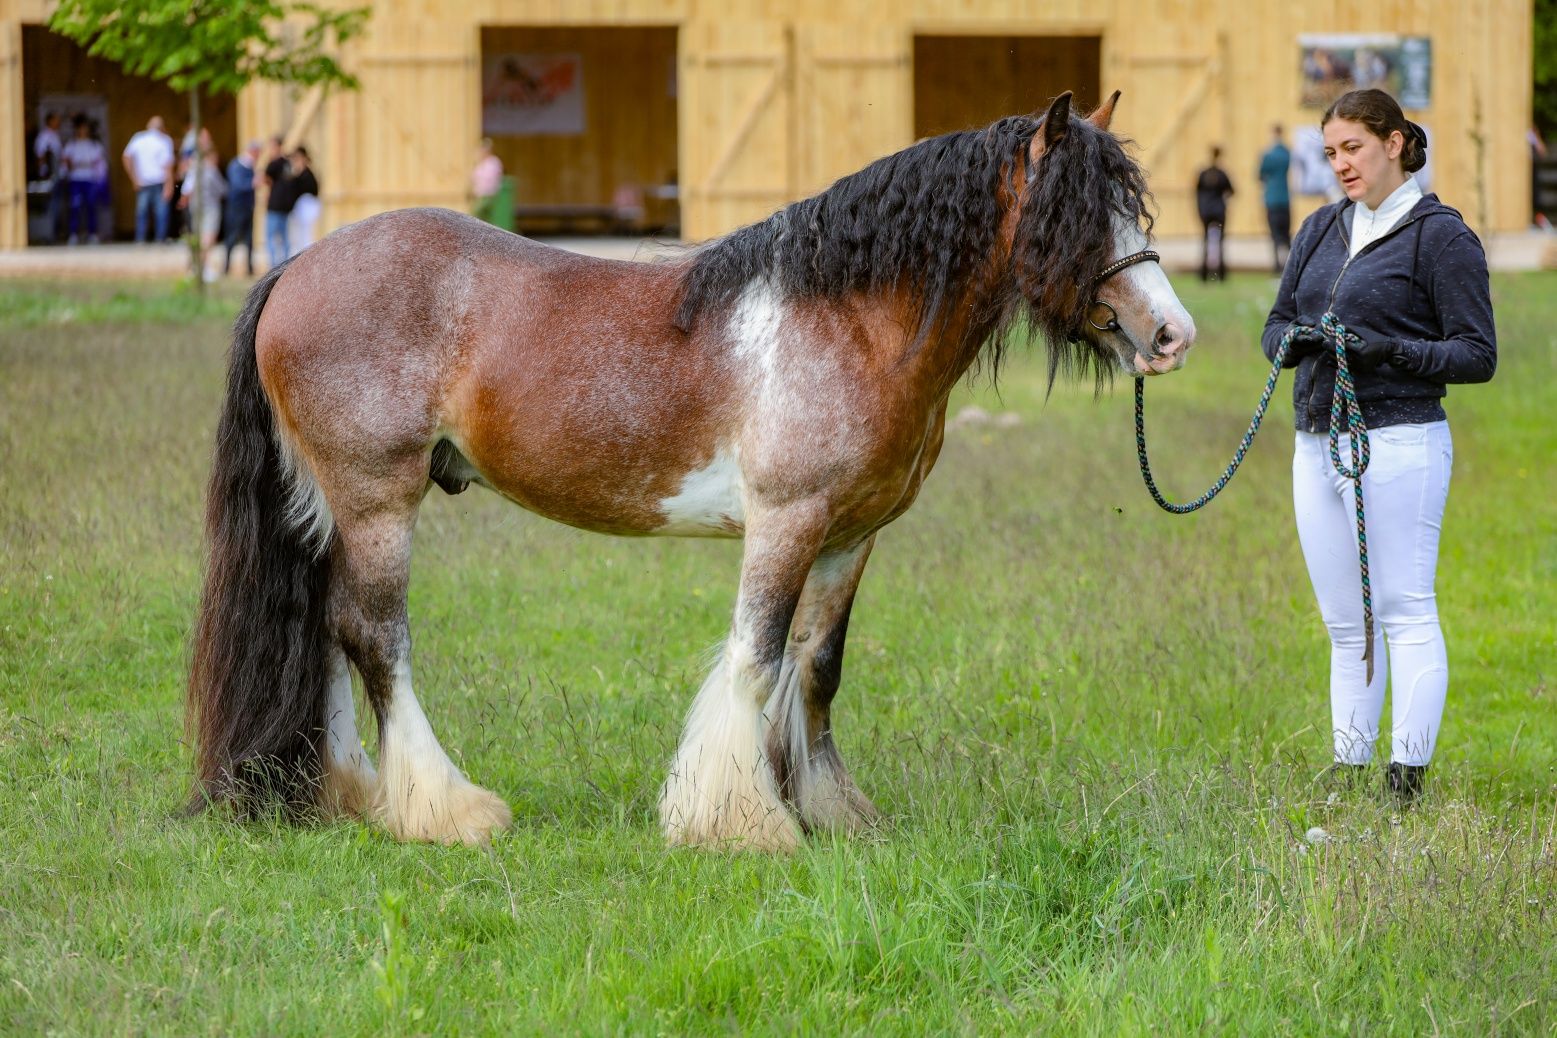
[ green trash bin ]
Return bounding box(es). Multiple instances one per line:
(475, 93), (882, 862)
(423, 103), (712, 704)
(476, 175), (516, 233)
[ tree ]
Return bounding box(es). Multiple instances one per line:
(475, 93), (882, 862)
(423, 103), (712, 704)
(1538, 0), (1557, 136)
(48, 0), (370, 283)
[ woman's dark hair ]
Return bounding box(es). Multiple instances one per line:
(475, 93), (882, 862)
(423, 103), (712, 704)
(1322, 88), (1427, 173)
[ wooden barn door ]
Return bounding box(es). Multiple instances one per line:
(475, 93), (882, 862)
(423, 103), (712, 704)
(0, 21), (23, 249)
(793, 24), (911, 199)
(1114, 28), (1231, 233)
(679, 21), (912, 240)
(327, 19), (477, 229)
(678, 20), (794, 240)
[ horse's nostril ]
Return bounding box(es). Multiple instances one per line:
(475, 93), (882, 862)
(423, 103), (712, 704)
(1155, 323), (1186, 356)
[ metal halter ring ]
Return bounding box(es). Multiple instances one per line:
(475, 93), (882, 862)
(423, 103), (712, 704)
(1089, 300), (1121, 332)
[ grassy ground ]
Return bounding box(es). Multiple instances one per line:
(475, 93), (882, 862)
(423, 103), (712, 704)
(1, 271), (1554, 1035)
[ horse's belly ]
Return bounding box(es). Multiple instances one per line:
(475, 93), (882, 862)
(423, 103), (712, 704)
(461, 438), (746, 539)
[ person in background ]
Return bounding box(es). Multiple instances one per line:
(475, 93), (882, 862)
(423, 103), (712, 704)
(1195, 145), (1235, 282)
(262, 136), (293, 268)
(183, 145), (227, 282)
(122, 116), (174, 242)
(471, 138), (503, 225)
(1531, 125), (1552, 232)
(1258, 124), (1293, 272)
(61, 114), (107, 244)
(34, 112), (65, 244)
(225, 140), (261, 276)
(286, 146), (320, 256)
(1261, 89), (1496, 805)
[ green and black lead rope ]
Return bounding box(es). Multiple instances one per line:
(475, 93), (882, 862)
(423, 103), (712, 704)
(1134, 313), (1376, 683)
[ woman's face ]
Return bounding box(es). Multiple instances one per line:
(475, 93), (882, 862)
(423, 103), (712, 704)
(1323, 117), (1406, 208)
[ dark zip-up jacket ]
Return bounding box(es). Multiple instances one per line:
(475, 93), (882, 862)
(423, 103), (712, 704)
(1261, 193), (1497, 432)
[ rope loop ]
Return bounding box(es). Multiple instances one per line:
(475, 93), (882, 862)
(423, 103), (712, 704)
(1134, 312), (1376, 681)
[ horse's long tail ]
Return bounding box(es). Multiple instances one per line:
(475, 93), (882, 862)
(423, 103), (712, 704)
(186, 260), (333, 816)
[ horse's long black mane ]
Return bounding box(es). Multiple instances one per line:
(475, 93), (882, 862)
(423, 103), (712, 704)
(674, 110), (1154, 383)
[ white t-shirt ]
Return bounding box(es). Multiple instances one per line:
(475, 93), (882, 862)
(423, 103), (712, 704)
(62, 138), (107, 182)
(123, 129), (174, 185)
(1349, 176), (1423, 256)
(35, 127), (63, 175)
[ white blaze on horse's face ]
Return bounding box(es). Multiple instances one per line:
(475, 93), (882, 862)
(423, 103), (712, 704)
(1094, 216), (1197, 376)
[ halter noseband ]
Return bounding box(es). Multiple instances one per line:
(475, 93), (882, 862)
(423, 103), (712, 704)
(1087, 249), (1160, 335)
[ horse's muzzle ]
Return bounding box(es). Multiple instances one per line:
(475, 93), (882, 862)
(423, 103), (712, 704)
(1133, 320), (1192, 375)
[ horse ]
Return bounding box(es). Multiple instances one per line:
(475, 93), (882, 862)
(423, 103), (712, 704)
(186, 91), (1195, 851)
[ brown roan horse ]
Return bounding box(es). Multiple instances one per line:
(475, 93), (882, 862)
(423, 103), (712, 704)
(187, 92), (1195, 850)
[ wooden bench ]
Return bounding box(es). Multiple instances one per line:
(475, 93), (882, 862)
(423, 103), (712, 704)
(514, 204), (626, 235)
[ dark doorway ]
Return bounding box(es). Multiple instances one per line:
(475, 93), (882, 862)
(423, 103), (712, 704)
(22, 26), (239, 243)
(479, 25), (679, 236)
(913, 35), (1101, 139)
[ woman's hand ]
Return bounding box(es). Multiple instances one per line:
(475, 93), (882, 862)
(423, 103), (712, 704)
(1286, 324), (1327, 360)
(1344, 338), (1402, 371)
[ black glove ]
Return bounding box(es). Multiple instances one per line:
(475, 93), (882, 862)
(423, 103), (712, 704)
(1284, 324), (1327, 361)
(1344, 337), (1400, 372)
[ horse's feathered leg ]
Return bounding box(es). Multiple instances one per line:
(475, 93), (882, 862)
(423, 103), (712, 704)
(317, 645), (377, 820)
(326, 470), (511, 846)
(659, 500), (830, 851)
(767, 536), (880, 833)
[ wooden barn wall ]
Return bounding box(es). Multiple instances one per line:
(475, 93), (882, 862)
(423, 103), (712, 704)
(480, 26), (679, 215)
(0, 16), (20, 246)
(0, 0), (1536, 248)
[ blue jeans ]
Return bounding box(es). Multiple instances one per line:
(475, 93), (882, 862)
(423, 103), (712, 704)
(68, 181), (98, 238)
(135, 184), (169, 242)
(265, 211), (290, 268)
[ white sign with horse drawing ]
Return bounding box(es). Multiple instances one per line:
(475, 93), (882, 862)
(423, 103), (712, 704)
(481, 53), (585, 136)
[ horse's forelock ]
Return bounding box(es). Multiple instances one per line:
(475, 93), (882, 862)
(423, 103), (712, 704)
(1006, 117), (1155, 387)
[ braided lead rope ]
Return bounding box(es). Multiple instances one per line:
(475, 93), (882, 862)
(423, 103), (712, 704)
(1135, 314), (1376, 683)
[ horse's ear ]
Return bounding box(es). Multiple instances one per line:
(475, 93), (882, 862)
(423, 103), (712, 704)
(1090, 90), (1122, 131)
(1030, 91), (1073, 166)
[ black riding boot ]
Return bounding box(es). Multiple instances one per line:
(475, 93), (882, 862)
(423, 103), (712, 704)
(1387, 762), (1428, 805)
(1317, 762), (1367, 793)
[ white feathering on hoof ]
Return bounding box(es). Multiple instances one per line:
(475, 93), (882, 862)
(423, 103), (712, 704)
(660, 641), (802, 852)
(375, 657), (511, 846)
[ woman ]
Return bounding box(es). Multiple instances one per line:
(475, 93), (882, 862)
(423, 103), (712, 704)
(182, 146), (228, 282)
(285, 147), (320, 256)
(1261, 89), (1497, 803)
(60, 115), (106, 244)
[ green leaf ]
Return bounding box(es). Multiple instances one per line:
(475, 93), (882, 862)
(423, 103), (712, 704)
(47, 0), (370, 97)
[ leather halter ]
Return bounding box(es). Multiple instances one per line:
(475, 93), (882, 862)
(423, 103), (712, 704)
(1087, 249), (1161, 334)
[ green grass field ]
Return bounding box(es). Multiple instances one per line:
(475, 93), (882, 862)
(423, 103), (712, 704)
(2, 271), (1555, 1035)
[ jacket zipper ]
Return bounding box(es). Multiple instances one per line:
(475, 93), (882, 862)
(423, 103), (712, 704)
(1305, 206), (1430, 429)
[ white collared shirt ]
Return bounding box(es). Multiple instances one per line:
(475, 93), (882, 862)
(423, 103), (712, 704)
(1349, 175), (1423, 256)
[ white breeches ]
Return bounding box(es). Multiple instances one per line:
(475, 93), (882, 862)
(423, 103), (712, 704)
(1292, 422), (1453, 766)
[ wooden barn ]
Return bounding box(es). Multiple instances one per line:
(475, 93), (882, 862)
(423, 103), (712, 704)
(1, 0), (1535, 249)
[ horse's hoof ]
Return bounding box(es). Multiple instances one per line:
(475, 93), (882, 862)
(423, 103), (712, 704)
(661, 799), (803, 853)
(320, 763), (379, 822)
(379, 778), (512, 846)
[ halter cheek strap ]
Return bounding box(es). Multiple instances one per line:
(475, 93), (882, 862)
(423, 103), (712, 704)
(1087, 249), (1160, 335)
